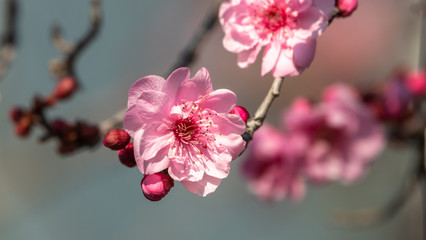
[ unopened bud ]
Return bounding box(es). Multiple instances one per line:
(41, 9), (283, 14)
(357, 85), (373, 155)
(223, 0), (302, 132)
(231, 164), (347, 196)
(117, 142), (136, 168)
(15, 116), (32, 137)
(9, 106), (25, 123)
(50, 119), (71, 137)
(103, 129), (130, 150)
(336, 0), (358, 17)
(53, 76), (78, 100)
(141, 173), (174, 201)
(404, 70), (426, 97)
(230, 106), (250, 123)
(78, 122), (100, 146)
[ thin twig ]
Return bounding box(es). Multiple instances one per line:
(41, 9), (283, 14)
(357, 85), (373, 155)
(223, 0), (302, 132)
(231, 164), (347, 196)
(65, 0), (101, 77)
(98, 1), (220, 135)
(50, 0), (101, 79)
(0, 0), (18, 80)
(51, 25), (74, 54)
(242, 77), (284, 143)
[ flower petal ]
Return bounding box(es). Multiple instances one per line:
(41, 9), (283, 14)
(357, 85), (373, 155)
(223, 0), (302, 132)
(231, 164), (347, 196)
(312, 0), (335, 19)
(128, 75), (165, 108)
(181, 174), (222, 197)
(140, 122), (174, 161)
(176, 67), (214, 102)
(197, 89), (238, 113)
(168, 156), (204, 182)
(293, 39), (316, 69)
(237, 43), (262, 68)
(163, 67), (190, 103)
(261, 38), (281, 76)
(294, 8), (328, 39)
(271, 48), (300, 77)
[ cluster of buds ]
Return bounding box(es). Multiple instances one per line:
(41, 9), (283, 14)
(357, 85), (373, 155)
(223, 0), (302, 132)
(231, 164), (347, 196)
(361, 69), (426, 140)
(103, 129), (174, 201)
(103, 105), (249, 201)
(9, 76), (99, 154)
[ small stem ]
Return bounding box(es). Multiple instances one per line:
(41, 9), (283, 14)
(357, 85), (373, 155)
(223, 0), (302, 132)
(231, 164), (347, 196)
(243, 77), (284, 142)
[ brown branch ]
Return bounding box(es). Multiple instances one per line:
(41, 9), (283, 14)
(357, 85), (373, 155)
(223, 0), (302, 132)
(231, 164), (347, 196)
(0, 0), (18, 80)
(242, 77), (284, 143)
(51, 25), (74, 54)
(50, 0), (101, 79)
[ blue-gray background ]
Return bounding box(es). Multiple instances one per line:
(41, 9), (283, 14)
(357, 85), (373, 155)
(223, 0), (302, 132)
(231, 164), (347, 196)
(0, 0), (423, 239)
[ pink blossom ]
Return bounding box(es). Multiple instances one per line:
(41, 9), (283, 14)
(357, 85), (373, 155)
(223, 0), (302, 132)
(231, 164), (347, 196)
(124, 67), (246, 196)
(219, 0), (334, 77)
(283, 85), (385, 183)
(242, 124), (307, 201)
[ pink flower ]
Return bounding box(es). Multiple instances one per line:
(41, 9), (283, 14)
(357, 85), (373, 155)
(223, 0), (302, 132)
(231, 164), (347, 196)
(219, 0), (334, 77)
(124, 67), (246, 196)
(242, 124), (307, 201)
(283, 85), (385, 183)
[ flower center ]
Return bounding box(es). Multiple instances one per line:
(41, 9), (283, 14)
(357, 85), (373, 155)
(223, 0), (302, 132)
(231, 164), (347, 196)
(171, 101), (218, 150)
(172, 118), (199, 144)
(261, 5), (287, 32)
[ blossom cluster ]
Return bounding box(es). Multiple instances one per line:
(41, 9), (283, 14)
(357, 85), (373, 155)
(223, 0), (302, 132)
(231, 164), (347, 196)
(242, 84), (385, 201)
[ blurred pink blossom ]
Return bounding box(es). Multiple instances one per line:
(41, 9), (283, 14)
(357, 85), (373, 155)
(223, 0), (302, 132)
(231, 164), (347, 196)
(283, 85), (385, 183)
(219, 0), (334, 77)
(381, 76), (412, 119)
(242, 124), (307, 201)
(124, 67), (246, 197)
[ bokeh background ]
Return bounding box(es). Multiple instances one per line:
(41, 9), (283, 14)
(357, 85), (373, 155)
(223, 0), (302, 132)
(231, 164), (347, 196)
(0, 0), (424, 239)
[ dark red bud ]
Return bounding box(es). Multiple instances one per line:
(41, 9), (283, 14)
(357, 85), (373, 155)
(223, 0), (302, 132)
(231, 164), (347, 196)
(9, 106), (25, 123)
(53, 76), (78, 100)
(78, 122), (100, 146)
(15, 117), (32, 137)
(50, 119), (71, 137)
(117, 142), (136, 168)
(103, 129), (130, 150)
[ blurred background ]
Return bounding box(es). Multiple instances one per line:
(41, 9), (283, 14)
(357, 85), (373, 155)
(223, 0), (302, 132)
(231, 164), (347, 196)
(0, 0), (424, 239)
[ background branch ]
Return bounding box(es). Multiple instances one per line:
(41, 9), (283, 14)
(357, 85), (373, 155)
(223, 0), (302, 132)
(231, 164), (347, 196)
(0, 0), (18, 80)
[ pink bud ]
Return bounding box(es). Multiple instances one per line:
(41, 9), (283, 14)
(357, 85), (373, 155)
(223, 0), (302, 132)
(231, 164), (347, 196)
(103, 129), (130, 150)
(230, 106), (250, 123)
(53, 76), (78, 100)
(336, 0), (358, 17)
(117, 142), (136, 168)
(141, 173), (174, 201)
(404, 70), (426, 96)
